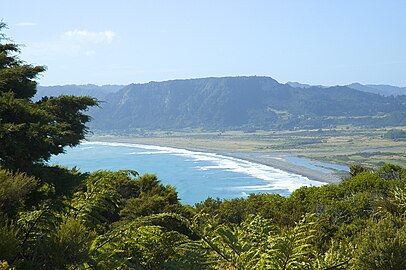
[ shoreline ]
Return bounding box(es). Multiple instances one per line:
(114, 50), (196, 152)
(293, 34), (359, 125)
(223, 152), (345, 184)
(88, 136), (346, 185)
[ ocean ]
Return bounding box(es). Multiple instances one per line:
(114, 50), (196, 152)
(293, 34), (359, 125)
(50, 141), (325, 205)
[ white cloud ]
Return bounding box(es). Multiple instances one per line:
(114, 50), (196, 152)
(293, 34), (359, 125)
(22, 29), (116, 59)
(85, 50), (96, 57)
(62, 30), (116, 44)
(15, 22), (38, 27)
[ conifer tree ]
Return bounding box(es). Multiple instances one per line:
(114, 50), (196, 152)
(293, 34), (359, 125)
(0, 22), (97, 171)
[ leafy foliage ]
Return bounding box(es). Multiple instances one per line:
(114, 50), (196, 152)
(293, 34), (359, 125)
(31, 216), (95, 269)
(265, 215), (316, 270)
(2, 155), (406, 269)
(0, 218), (20, 263)
(0, 23), (97, 171)
(352, 216), (406, 270)
(120, 174), (181, 219)
(0, 169), (37, 216)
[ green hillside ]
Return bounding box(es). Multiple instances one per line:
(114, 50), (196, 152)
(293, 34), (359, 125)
(89, 77), (406, 131)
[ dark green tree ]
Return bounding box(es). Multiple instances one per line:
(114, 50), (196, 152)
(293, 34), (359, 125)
(120, 174), (181, 219)
(0, 23), (97, 171)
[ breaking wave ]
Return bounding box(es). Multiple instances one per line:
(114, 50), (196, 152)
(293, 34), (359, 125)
(83, 141), (324, 193)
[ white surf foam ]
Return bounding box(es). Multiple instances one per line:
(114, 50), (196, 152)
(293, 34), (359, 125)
(82, 141), (325, 192)
(77, 146), (95, 150)
(128, 150), (173, 155)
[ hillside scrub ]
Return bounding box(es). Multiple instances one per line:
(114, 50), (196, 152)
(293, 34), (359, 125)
(0, 163), (405, 269)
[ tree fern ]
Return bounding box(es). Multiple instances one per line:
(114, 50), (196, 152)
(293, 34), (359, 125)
(265, 214), (316, 270)
(88, 213), (189, 269)
(184, 213), (278, 269)
(313, 240), (353, 270)
(70, 171), (124, 229)
(0, 169), (38, 216)
(0, 217), (20, 263)
(390, 185), (406, 217)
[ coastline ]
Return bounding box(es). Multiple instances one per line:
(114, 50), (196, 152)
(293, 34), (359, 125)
(88, 136), (347, 185)
(223, 152), (345, 184)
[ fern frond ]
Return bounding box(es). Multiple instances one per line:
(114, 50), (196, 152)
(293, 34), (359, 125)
(265, 214), (316, 270)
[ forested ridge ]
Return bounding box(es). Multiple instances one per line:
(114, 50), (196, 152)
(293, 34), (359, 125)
(88, 77), (405, 131)
(36, 78), (406, 132)
(1, 24), (406, 270)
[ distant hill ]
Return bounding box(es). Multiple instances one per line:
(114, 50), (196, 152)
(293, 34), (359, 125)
(34, 84), (124, 101)
(286, 82), (327, 89)
(288, 81), (406, 96)
(346, 83), (406, 96)
(86, 76), (406, 131)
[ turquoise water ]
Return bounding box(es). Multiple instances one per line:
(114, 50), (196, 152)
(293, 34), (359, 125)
(284, 156), (348, 173)
(50, 142), (324, 205)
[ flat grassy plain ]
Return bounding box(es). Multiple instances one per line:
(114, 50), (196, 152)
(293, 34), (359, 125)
(90, 126), (406, 183)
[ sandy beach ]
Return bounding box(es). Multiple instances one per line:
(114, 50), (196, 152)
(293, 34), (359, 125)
(224, 152), (345, 184)
(88, 135), (347, 185)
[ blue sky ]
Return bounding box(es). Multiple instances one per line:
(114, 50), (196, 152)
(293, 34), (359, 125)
(2, 0), (406, 86)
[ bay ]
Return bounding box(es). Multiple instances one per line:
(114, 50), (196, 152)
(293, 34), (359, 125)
(50, 141), (324, 205)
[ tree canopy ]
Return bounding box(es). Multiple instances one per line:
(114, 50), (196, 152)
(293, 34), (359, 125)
(0, 22), (97, 171)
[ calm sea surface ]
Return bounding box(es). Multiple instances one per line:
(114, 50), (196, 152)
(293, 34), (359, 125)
(50, 142), (325, 205)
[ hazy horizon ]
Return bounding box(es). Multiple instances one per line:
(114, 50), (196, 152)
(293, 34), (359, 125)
(37, 75), (406, 88)
(3, 0), (406, 87)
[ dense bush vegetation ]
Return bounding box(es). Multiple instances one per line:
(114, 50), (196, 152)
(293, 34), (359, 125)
(1, 163), (405, 269)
